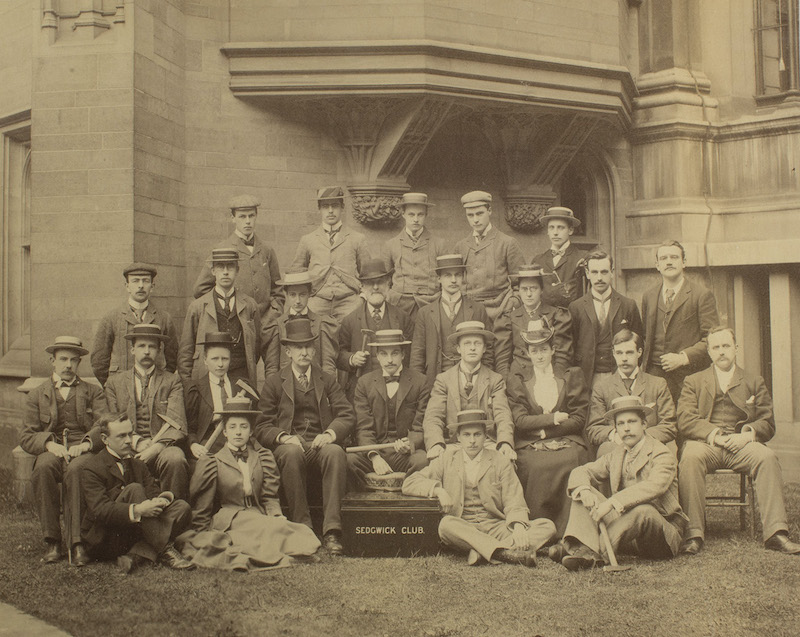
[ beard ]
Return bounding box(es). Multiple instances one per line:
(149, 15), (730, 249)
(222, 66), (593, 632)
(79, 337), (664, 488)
(367, 291), (385, 307)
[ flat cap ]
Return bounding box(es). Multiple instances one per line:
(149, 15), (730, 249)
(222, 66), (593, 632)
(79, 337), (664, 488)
(316, 186), (345, 202)
(123, 263), (157, 278)
(460, 191), (492, 208)
(229, 194), (261, 210)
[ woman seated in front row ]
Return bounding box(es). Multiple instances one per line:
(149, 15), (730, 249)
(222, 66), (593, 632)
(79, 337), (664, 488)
(505, 319), (590, 538)
(179, 397), (320, 571)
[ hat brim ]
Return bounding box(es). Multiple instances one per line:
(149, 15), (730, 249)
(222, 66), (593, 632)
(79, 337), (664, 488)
(401, 202), (435, 208)
(447, 420), (492, 433)
(215, 409), (261, 417)
(446, 329), (495, 347)
(123, 333), (170, 342)
(358, 269), (395, 282)
(45, 345), (89, 356)
(281, 336), (316, 345)
(368, 339), (412, 347)
(433, 264), (468, 273)
(604, 405), (655, 424)
(520, 330), (555, 345)
(276, 278), (314, 288)
(199, 340), (234, 348)
(206, 256), (242, 264)
(540, 213), (581, 227)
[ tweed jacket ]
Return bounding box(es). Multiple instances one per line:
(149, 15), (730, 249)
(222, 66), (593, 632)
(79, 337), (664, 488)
(494, 302), (573, 378)
(80, 448), (162, 547)
(402, 446), (529, 526)
(568, 436), (687, 525)
(276, 309), (339, 377)
(254, 364), (355, 449)
(91, 301), (178, 386)
(568, 289), (643, 383)
(454, 226), (524, 302)
(192, 232), (285, 321)
(178, 289), (277, 387)
(677, 365), (775, 443)
(641, 277), (719, 373)
(290, 226), (369, 298)
(104, 368), (187, 445)
(409, 293), (495, 387)
(184, 371), (247, 448)
(586, 370), (676, 447)
(385, 228), (449, 306)
(352, 367), (431, 452)
(534, 243), (588, 309)
(20, 377), (108, 455)
(422, 364), (514, 450)
(506, 366), (588, 449)
(189, 444), (283, 533)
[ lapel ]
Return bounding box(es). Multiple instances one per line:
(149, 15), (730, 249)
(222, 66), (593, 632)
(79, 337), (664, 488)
(330, 227), (347, 251)
(235, 292), (248, 319)
(607, 290), (622, 325)
(628, 436), (654, 478)
(203, 291), (217, 321)
(394, 369), (412, 415)
(631, 372), (646, 398)
(199, 374), (215, 411)
(75, 380), (88, 424)
(373, 372), (389, 403)
(539, 249), (555, 271)
(725, 367), (749, 414)
(123, 303), (139, 326)
(231, 233), (251, 259)
(610, 445), (624, 493)
(475, 451), (492, 484)
(664, 279), (691, 328)
(42, 382), (58, 428)
(311, 367), (324, 407)
(246, 446), (260, 496)
(699, 367), (717, 416)
(610, 372), (629, 397)
(473, 226), (496, 253)
(474, 367), (489, 402)
(553, 243), (574, 273)
(281, 367), (295, 404)
(555, 375), (566, 410)
(450, 451), (465, 510)
(102, 449), (126, 485)
(581, 293), (599, 331)
(216, 444), (240, 471)
(146, 370), (163, 418)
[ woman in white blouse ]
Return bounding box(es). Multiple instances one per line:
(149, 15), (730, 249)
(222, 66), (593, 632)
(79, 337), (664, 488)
(506, 320), (589, 537)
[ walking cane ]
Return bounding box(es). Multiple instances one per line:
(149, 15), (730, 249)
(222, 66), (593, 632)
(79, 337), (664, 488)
(598, 520), (630, 573)
(62, 429), (72, 566)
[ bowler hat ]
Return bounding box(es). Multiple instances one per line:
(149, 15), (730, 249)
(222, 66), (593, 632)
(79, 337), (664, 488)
(447, 409), (491, 436)
(433, 254), (467, 273)
(123, 324), (170, 343)
(358, 258), (394, 281)
(368, 329), (412, 348)
(276, 271), (314, 288)
(229, 194), (260, 211)
(123, 262), (157, 279)
(446, 320), (495, 347)
(316, 186), (344, 202)
(281, 318), (316, 345)
(400, 192), (434, 208)
(540, 206), (581, 227)
(45, 336), (89, 357)
(199, 332), (234, 348)
(603, 395), (654, 425)
(460, 191), (492, 209)
(520, 318), (555, 345)
(215, 395), (261, 419)
(206, 248), (241, 265)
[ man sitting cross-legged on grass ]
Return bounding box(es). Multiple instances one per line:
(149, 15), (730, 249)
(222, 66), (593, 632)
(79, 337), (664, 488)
(403, 409), (556, 567)
(80, 413), (194, 574)
(550, 395), (687, 571)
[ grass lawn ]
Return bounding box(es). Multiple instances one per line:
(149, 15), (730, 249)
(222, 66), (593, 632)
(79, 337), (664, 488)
(0, 482), (798, 637)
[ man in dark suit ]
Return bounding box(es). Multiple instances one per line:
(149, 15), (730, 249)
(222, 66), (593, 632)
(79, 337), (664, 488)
(677, 326), (800, 556)
(105, 324), (189, 501)
(20, 336), (108, 566)
(348, 330), (430, 487)
(533, 207), (587, 309)
(80, 413), (194, 573)
(192, 194), (285, 321)
(255, 318), (355, 555)
(91, 263), (178, 386)
(410, 254), (494, 388)
(337, 258), (413, 398)
(568, 250), (643, 387)
(641, 240), (719, 402)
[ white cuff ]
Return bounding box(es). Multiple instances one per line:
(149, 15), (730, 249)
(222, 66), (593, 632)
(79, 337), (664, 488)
(324, 429), (336, 442)
(129, 504), (141, 523)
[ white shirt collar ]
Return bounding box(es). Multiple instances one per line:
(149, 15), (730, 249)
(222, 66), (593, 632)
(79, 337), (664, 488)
(128, 298), (149, 311)
(323, 221), (343, 233)
(383, 365), (403, 378)
(107, 447), (124, 460)
(406, 227), (423, 241)
(714, 364), (736, 392)
(473, 223), (492, 239)
(619, 366), (640, 381)
(440, 289), (462, 305)
(366, 301), (386, 318)
(624, 434), (647, 459)
(234, 229), (254, 242)
(214, 286), (235, 300)
(292, 365), (311, 383)
(134, 363), (155, 377)
(592, 287), (612, 302)
(462, 447), (484, 466)
(460, 361), (481, 377)
(550, 240), (571, 253)
(662, 276), (685, 302)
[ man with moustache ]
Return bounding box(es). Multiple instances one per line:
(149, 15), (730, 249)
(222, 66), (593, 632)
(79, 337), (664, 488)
(533, 207), (587, 309)
(677, 326), (800, 556)
(21, 336), (108, 565)
(91, 263), (178, 386)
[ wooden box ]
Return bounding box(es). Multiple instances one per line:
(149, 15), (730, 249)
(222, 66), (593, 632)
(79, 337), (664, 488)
(341, 491), (442, 557)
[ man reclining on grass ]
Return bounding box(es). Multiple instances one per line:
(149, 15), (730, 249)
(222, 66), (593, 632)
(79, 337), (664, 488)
(402, 409), (556, 567)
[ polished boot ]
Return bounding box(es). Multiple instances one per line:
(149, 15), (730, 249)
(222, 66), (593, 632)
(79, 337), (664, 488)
(72, 543), (91, 567)
(494, 548), (537, 568)
(322, 531), (343, 556)
(158, 544), (196, 570)
(680, 537), (704, 556)
(765, 533), (800, 555)
(43, 541), (62, 564)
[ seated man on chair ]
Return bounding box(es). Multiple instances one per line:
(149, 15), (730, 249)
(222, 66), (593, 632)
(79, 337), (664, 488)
(403, 409), (556, 567)
(677, 326), (800, 555)
(551, 395), (687, 571)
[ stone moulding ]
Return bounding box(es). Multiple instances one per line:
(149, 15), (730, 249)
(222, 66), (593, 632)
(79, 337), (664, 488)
(348, 185), (408, 227)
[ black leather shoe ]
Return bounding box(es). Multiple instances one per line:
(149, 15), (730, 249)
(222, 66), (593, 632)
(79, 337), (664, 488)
(765, 533), (800, 555)
(116, 553), (140, 575)
(158, 544), (196, 570)
(561, 546), (604, 572)
(72, 543), (91, 567)
(680, 537), (704, 555)
(322, 532), (343, 556)
(495, 548), (537, 568)
(547, 542), (568, 564)
(43, 541), (62, 564)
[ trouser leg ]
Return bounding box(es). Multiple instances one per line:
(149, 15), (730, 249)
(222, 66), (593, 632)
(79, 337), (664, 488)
(273, 444), (311, 528)
(313, 444), (347, 535)
(31, 452), (64, 543)
(150, 446), (189, 502)
(607, 504), (681, 559)
(678, 441), (724, 541)
(438, 516), (504, 564)
(346, 452), (373, 491)
(63, 453), (94, 546)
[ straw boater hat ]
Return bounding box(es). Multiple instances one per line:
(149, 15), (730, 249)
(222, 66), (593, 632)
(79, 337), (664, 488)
(358, 258), (394, 282)
(281, 318), (316, 345)
(460, 191), (492, 209)
(603, 395), (654, 425)
(400, 192), (434, 208)
(206, 248), (241, 265)
(433, 254), (467, 273)
(229, 194), (260, 211)
(446, 320), (495, 347)
(368, 329), (412, 348)
(215, 395), (261, 421)
(276, 270), (314, 288)
(122, 262), (157, 279)
(45, 336), (89, 357)
(123, 324), (170, 343)
(447, 409), (492, 436)
(539, 206), (581, 227)
(520, 318), (555, 346)
(510, 264), (547, 283)
(198, 331), (234, 348)
(316, 186), (344, 203)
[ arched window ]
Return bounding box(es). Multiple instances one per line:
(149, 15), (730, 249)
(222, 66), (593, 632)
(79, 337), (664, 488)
(755, 0), (800, 101)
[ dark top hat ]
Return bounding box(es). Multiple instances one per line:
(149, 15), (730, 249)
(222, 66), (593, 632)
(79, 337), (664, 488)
(122, 262), (157, 279)
(540, 206), (582, 227)
(199, 331), (234, 348)
(45, 335), (89, 357)
(206, 248), (242, 265)
(281, 318), (316, 344)
(123, 324), (170, 343)
(603, 395), (655, 424)
(433, 254), (467, 273)
(358, 258), (394, 281)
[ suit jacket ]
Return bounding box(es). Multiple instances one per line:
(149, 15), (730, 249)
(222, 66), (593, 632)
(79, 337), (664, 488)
(422, 365), (514, 450)
(568, 290), (643, 383)
(184, 371), (247, 448)
(178, 289), (277, 386)
(276, 309), (339, 377)
(353, 367), (431, 451)
(402, 446), (529, 526)
(410, 294), (495, 387)
(80, 448), (162, 547)
(534, 243), (588, 309)
(91, 301), (178, 386)
(20, 377), (108, 455)
(192, 232), (285, 320)
(506, 366), (588, 449)
(586, 370), (676, 447)
(494, 303), (573, 378)
(641, 277), (718, 373)
(385, 228), (449, 306)
(290, 226), (369, 298)
(254, 364), (355, 449)
(455, 226), (523, 302)
(104, 368), (187, 444)
(568, 436), (687, 525)
(189, 444), (283, 533)
(677, 365), (775, 443)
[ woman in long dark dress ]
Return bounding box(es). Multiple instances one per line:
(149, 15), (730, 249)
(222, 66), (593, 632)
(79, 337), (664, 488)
(506, 320), (590, 537)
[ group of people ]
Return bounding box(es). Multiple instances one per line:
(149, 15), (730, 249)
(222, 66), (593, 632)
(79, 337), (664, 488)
(21, 186), (800, 574)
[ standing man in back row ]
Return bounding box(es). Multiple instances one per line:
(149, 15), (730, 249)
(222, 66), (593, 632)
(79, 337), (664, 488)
(533, 206), (587, 310)
(193, 194), (285, 322)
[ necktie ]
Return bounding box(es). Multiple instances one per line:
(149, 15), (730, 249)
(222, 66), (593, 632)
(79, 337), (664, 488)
(219, 378), (228, 407)
(131, 306), (143, 323)
(242, 236), (254, 247)
(622, 377), (634, 394)
(665, 288), (675, 306)
(121, 457), (134, 484)
(463, 370), (475, 396)
(474, 233), (482, 246)
(594, 296), (608, 324)
(551, 248), (565, 258)
(297, 373), (309, 391)
(384, 375), (400, 384)
(371, 307), (382, 323)
(232, 448), (248, 462)
(291, 312), (308, 318)
(135, 369), (151, 403)
(663, 289), (675, 330)
(327, 228), (339, 245)
(58, 379), (77, 389)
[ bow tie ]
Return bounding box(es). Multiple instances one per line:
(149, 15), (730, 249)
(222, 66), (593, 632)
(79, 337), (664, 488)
(551, 248), (565, 258)
(57, 379), (77, 388)
(231, 448), (248, 462)
(384, 375), (400, 384)
(242, 236), (254, 247)
(291, 312), (308, 318)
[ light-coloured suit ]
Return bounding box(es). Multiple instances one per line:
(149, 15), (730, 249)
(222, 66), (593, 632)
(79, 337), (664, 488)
(385, 228), (449, 320)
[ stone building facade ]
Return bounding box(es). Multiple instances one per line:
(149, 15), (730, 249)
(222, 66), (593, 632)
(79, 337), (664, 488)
(0, 0), (798, 477)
